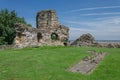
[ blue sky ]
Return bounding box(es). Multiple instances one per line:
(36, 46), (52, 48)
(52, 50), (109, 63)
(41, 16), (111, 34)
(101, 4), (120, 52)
(0, 0), (120, 40)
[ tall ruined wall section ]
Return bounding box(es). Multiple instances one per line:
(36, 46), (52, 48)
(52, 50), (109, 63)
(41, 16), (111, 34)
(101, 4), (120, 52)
(14, 23), (38, 48)
(36, 10), (59, 28)
(36, 10), (69, 46)
(14, 10), (69, 48)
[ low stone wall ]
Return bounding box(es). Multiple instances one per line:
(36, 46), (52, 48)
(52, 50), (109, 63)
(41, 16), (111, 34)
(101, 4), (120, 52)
(69, 51), (107, 74)
(0, 45), (14, 50)
(93, 42), (120, 48)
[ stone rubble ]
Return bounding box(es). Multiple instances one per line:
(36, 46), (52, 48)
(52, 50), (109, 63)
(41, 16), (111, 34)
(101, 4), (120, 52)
(71, 33), (94, 46)
(71, 33), (120, 48)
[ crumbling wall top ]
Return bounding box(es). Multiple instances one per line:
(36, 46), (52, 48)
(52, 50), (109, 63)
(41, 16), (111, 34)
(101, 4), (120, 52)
(36, 10), (59, 28)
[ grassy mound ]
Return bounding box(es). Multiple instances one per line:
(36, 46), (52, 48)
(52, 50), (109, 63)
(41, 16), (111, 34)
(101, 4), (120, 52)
(0, 46), (120, 80)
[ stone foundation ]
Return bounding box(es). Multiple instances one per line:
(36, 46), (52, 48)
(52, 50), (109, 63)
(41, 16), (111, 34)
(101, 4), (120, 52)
(69, 51), (107, 74)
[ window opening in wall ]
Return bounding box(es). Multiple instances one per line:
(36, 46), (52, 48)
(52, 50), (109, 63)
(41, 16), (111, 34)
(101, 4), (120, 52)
(41, 14), (44, 17)
(63, 38), (68, 46)
(51, 33), (58, 41)
(37, 32), (42, 42)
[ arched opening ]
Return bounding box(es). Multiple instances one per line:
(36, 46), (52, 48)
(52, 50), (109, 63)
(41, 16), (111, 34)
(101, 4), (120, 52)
(51, 33), (58, 41)
(17, 33), (26, 44)
(37, 32), (42, 42)
(17, 33), (22, 38)
(63, 38), (68, 46)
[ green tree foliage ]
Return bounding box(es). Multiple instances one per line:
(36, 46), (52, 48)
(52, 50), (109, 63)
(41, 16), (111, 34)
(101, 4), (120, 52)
(0, 9), (29, 45)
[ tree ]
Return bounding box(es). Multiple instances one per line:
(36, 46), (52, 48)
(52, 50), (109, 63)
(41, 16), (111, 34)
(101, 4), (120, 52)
(0, 9), (29, 45)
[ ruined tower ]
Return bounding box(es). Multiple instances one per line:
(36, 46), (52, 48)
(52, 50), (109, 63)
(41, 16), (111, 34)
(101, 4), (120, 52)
(36, 10), (59, 28)
(36, 10), (69, 46)
(14, 10), (69, 48)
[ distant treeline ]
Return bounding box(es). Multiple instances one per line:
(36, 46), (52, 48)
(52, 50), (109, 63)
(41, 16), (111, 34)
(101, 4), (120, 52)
(0, 9), (31, 45)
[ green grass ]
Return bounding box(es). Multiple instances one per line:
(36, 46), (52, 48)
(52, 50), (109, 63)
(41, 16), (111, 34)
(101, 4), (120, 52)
(0, 46), (120, 80)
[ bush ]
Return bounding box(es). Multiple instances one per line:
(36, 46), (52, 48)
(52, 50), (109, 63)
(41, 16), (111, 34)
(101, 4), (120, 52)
(0, 9), (30, 45)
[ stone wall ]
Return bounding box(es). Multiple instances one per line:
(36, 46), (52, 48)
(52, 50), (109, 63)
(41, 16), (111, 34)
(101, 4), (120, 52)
(13, 10), (69, 48)
(36, 25), (69, 46)
(14, 23), (38, 48)
(71, 33), (94, 46)
(93, 42), (120, 48)
(0, 45), (14, 50)
(36, 10), (69, 46)
(36, 10), (59, 28)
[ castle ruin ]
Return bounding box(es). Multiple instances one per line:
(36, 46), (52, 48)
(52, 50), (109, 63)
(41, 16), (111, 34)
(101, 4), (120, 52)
(14, 10), (69, 48)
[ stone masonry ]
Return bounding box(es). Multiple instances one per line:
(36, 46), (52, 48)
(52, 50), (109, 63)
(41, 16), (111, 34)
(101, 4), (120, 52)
(69, 51), (107, 74)
(71, 33), (94, 46)
(14, 10), (69, 48)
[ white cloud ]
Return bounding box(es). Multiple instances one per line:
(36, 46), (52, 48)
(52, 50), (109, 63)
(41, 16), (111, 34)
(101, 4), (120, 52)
(68, 17), (120, 40)
(68, 6), (120, 12)
(81, 12), (120, 16)
(69, 27), (96, 40)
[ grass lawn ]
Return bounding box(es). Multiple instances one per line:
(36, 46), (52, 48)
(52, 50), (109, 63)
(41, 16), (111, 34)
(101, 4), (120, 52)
(0, 46), (120, 80)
